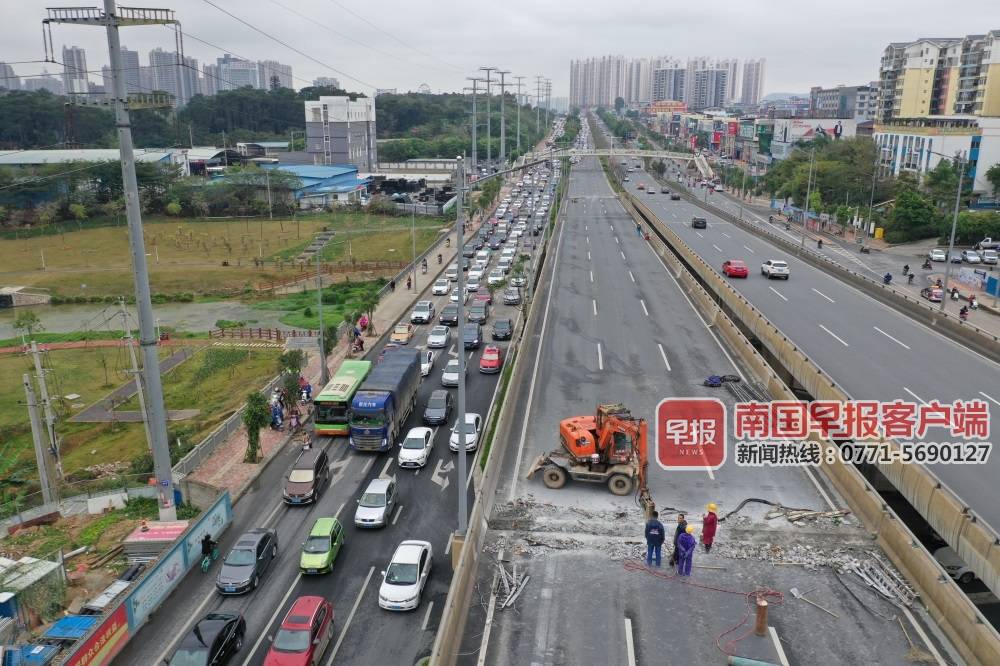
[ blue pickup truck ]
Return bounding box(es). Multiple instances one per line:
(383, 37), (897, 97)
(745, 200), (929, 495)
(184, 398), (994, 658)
(348, 349), (420, 452)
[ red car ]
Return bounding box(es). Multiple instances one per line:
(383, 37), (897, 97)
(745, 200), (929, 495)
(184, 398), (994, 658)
(473, 292), (492, 306)
(264, 596), (334, 666)
(479, 345), (504, 374)
(722, 259), (748, 278)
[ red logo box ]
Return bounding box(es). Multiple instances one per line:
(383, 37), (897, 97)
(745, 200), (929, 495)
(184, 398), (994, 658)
(655, 398), (727, 471)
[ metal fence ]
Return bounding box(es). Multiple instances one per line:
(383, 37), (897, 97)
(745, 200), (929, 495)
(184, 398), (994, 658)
(393, 202), (445, 216)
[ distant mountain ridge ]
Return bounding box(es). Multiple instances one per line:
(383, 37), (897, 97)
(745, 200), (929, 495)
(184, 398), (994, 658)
(761, 92), (808, 101)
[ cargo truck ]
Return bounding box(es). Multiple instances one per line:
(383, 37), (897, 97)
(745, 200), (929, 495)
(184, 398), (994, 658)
(348, 349), (420, 452)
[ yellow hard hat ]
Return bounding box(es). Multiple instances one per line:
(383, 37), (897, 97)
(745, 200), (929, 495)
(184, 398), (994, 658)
(686, 525), (696, 534)
(707, 503), (718, 512)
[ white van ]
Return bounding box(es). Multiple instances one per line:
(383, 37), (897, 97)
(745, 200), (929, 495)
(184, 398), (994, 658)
(475, 250), (491, 264)
(445, 264), (459, 281)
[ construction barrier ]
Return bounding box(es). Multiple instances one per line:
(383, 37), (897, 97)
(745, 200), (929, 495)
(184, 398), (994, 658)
(621, 190), (1000, 666)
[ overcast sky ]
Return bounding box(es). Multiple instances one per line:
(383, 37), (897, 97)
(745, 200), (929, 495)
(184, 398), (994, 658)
(3, 0), (999, 98)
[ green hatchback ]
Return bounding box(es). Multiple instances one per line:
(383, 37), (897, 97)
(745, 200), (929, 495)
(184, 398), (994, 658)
(299, 517), (344, 574)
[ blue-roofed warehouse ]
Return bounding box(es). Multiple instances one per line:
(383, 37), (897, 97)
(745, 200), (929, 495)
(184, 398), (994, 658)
(263, 164), (370, 208)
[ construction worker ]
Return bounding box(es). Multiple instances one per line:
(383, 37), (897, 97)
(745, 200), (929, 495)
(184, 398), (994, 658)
(702, 503), (718, 552)
(676, 524), (697, 576)
(644, 510), (666, 567)
(669, 513), (687, 566)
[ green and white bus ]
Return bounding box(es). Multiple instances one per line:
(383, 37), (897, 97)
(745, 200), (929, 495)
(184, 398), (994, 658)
(314, 360), (372, 436)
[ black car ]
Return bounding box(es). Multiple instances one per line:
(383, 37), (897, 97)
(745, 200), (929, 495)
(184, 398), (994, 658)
(468, 302), (489, 323)
(691, 217), (707, 229)
(463, 323), (483, 349)
(489, 237), (503, 250)
(462, 243), (477, 258)
(532, 223), (543, 236)
(670, 193), (681, 200)
(423, 389), (453, 425)
(216, 528), (278, 595)
(168, 612), (246, 666)
(440, 304), (459, 326)
(492, 318), (513, 340)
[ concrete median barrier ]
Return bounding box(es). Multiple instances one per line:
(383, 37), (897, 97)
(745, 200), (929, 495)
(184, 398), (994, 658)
(621, 187), (1000, 666)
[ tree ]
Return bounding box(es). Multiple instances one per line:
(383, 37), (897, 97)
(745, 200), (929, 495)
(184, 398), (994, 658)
(13, 310), (44, 337)
(885, 186), (940, 243)
(321, 323), (339, 357)
(923, 159), (959, 210)
(651, 160), (666, 179)
(277, 349), (307, 377)
(986, 163), (1000, 197)
(614, 97), (625, 114)
(359, 289), (381, 336)
(68, 203), (88, 221)
(242, 391), (270, 463)
(165, 201), (182, 216)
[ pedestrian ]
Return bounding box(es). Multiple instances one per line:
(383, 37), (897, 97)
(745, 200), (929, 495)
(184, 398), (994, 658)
(406, 275), (412, 290)
(644, 510), (666, 567)
(669, 513), (687, 566)
(390, 279), (396, 292)
(676, 524), (697, 576)
(702, 503), (718, 552)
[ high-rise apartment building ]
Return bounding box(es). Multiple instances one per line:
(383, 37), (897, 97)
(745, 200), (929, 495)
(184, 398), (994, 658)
(718, 58), (740, 103)
(148, 48), (198, 105)
(688, 66), (729, 110)
(304, 96), (378, 170)
(61, 45), (89, 94)
(202, 64), (219, 96)
(217, 54), (258, 90)
(569, 55), (629, 107)
(313, 76), (341, 89)
(877, 30), (1000, 120)
(740, 59), (765, 106)
(119, 46), (141, 93)
(258, 60), (293, 90)
(0, 62), (20, 91)
(652, 62), (686, 102)
(809, 83), (880, 121)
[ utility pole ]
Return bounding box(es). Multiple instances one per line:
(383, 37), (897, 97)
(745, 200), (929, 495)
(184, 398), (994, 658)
(480, 67), (497, 168)
(545, 79), (552, 129)
(497, 70), (510, 167)
(29, 342), (60, 476)
(454, 156), (469, 536)
(265, 169), (273, 220)
(535, 76), (544, 130)
(801, 148), (816, 250)
(410, 207), (417, 292)
(940, 155), (965, 313)
(45, 2), (181, 519)
(119, 300), (152, 451)
(465, 78), (483, 170)
(316, 250), (329, 387)
(24, 374), (55, 505)
(514, 76), (525, 157)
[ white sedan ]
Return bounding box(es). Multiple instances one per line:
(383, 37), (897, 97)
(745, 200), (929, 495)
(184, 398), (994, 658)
(426, 325), (450, 349)
(378, 540), (433, 611)
(397, 427), (434, 469)
(432, 278), (450, 295)
(450, 288), (469, 304)
(469, 267), (485, 281)
(487, 269), (505, 286)
(449, 413), (483, 452)
(420, 350), (435, 377)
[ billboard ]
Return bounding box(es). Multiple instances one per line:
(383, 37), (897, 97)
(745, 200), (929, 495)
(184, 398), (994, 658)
(62, 605), (129, 666)
(772, 118), (857, 144)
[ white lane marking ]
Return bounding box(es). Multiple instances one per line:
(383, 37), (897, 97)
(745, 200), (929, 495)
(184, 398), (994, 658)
(587, 250), (591, 261)
(324, 566), (376, 665)
(743, 245), (755, 254)
(421, 601), (435, 632)
(768, 286), (788, 302)
(818, 324), (849, 347)
(873, 326), (911, 350)
(448, 343), (457, 357)
(901, 606), (946, 666)
(628, 270), (636, 283)
(903, 387), (927, 405)
(507, 200), (566, 503)
(811, 287), (835, 303)
(262, 495), (286, 527)
(445, 538), (452, 556)
(768, 627), (790, 666)
(712, 244), (722, 252)
(590, 270), (594, 283)
(597, 343), (604, 370)
(695, 231), (704, 238)
(242, 572), (303, 665)
(620, 250), (626, 260)
(587, 236), (590, 244)
(979, 391), (1000, 407)
(592, 299), (598, 316)
(624, 618), (637, 666)
(640, 300), (649, 316)
(615, 237), (619, 244)
(361, 457), (374, 476)
(475, 573), (500, 666)
(379, 458), (393, 479)
(391, 504), (403, 525)
(585, 225), (588, 231)
(657, 343), (671, 371)
(721, 232), (732, 238)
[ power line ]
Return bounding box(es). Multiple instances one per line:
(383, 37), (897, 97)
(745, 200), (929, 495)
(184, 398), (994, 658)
(200, 0), (377, 90)
(0, 162), (111, 191)
(328, 0), (464, 73)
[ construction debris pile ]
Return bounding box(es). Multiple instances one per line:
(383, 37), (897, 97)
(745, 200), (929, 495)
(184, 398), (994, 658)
(493, 558), (531, 611)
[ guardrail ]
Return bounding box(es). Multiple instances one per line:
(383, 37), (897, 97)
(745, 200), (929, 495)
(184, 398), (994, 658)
(620, 187), (1000, 666)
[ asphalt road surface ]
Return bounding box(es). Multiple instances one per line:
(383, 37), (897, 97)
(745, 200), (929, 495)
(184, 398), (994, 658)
(115, 210), (544, 666)
(624, 164), (1000, 534)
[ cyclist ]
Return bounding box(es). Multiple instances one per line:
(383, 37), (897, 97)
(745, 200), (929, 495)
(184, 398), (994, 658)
(201, 533), (216, 559)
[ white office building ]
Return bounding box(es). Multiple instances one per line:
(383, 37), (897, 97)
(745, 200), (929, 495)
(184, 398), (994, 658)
(61, 45), (89, 94)
(304, 95), (378, 170)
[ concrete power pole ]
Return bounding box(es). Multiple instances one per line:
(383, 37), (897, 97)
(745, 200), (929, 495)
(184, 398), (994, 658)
(45, 2), (180, 520)
(24, 374), (55, 505)
(454, 156), (469, 536)
(545, 79), (553, 129)
(480, 67), (496, 169)
(514, 76), (525, 157)
(465, 78), (483, 171)
(535, 76), (544, 130)
(496, 70), (510, 167)
(120, 301), (152, 451)
(29, 341), (60, 477)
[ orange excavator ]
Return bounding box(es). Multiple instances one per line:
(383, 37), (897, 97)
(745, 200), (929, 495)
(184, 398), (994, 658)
(527, 403), (655, 517)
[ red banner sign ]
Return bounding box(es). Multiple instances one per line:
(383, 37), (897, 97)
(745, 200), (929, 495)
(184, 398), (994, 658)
(63, 605), (130, 666)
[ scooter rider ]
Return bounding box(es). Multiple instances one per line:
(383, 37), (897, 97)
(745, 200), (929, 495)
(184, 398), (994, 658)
(883, 272), (892, 285)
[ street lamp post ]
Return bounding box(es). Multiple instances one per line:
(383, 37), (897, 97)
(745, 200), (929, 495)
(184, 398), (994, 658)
(480, 67), (496, 168)
(800, 148), (816, 250)
(938, 154), (965, 312)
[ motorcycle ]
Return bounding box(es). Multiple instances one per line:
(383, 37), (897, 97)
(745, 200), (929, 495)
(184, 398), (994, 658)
(902, 265), (910, 276)
(437, 254), (443, 265)
(951, 288), (960, 301)
(921, 260), (932, 270)
(907, 273), (915, 285)
(959, 308), (969, 322)
(883, 274), (893, 285)
(860, 246), (871, 254)
(817, 239), (823, 249)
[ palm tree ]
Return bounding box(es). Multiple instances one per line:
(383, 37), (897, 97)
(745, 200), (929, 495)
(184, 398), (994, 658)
(242, 391), (270, 463)
(359, 289), (381, 337)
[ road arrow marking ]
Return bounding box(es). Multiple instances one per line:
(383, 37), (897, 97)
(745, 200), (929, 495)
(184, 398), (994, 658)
(431, 459), (454, 491)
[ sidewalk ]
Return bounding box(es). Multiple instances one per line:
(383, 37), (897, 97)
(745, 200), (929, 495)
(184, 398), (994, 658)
(182, 204), (497, 501)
